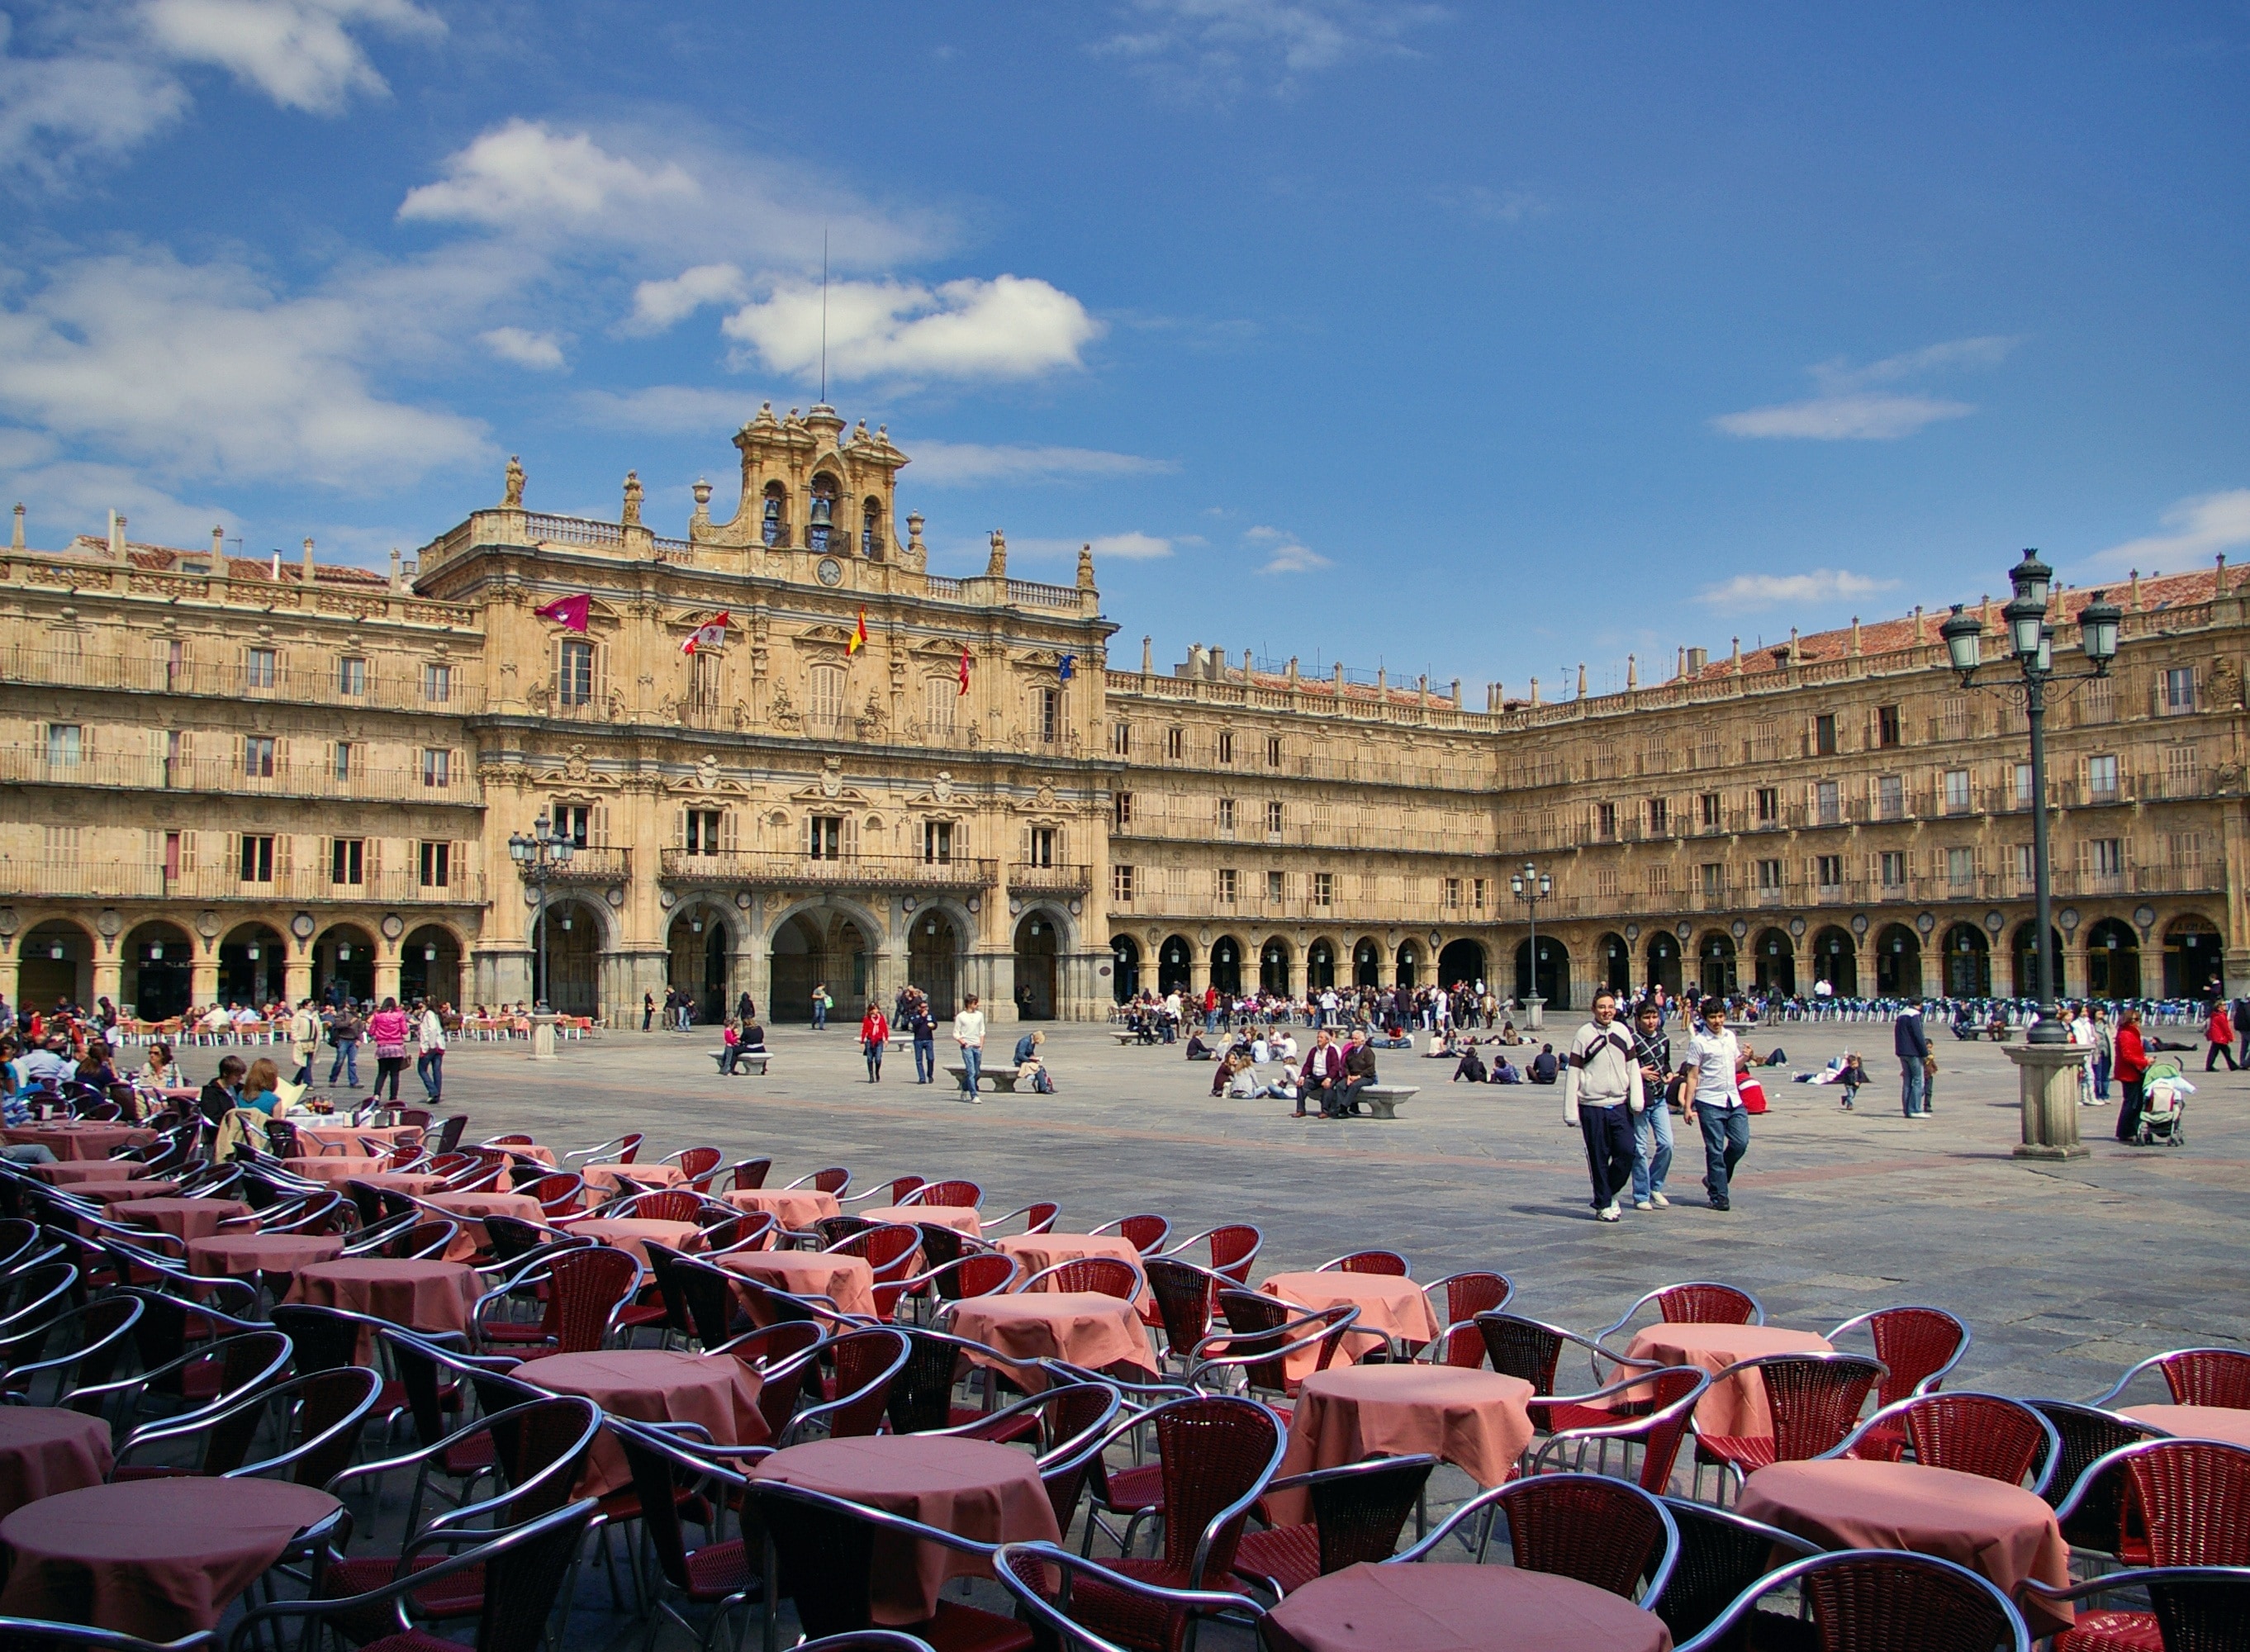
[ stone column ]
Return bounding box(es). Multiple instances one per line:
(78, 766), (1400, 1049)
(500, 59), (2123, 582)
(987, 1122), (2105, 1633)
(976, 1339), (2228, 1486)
(373, 951), (401, 1006)
(2004, 1041), (2091, 1160)
(92, 957), (121, 1014)
(191, 951), (219, 1009)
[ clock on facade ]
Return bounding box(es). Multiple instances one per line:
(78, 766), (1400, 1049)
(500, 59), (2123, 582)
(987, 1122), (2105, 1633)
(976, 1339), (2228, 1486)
(815, 557), (844, 586)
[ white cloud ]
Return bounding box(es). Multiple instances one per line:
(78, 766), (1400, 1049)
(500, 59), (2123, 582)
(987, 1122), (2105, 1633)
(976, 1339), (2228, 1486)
(907, 440), (1174, 485)
(1096, 0), (1448, 94)
(723, 275), (1101, 385)
(480, 325), (566, 370)
(2083, 489), (2250, 572)
(0, 19), (188, 183)
(1694, 568), (1900, 610)
(140, 0), (442, 112)
(1245, 526), (1329, 573)
(1712, 394), (1974, 441)
(400, 118), (698, 228)
(1714, 335), (2019, 441)
(626, 263), (748, 334)
(1009, 531), (1180, 562)
(0, 249), (487, 487)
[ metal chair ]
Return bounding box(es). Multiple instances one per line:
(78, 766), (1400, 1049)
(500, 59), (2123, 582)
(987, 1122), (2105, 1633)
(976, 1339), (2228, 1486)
(1397, 1473), (1679, 1606)
(1162, 1224), (1261, 1286)
(1313, 1249), (1409, 1277)
(1672, 1549), (2030, 1652)
(611, 1418), (766, 1650)
(1824, 1392), (2062, 1493)
(994, 1541), (1260, 1652)
(786, 1166), (852, 1195)
(2022, 1564), (2250, 1652)
(2095, 1348), (2250, 1411)
(472, 1244), (640, 1356)
(2022, 1398), (2169, 1550)
(565, 1133), (644, 1165)
(1019, 1257), (1143, 1302)
(1474, 1312), (1664, 1425)
(1230, 1455), (1436, 1597)
(1531, 1365), (1711, 1493)
(112, 1365), (381, 1485)
(1089, 1214), (1172, 1256)
(0, 1623), (216, 1652)
(724, 1156), (772, 1191)
(1651, 1495), (1821, 1649)
(903, 1178), (982, 1209)
(2053, 1438), (2250, 1570)
(1690, 1351), (1887, 1502)
(772, 1326), (912, 1445)
(1595, 1282), (1764, 1375)
(988, 1201), (1061, 1237)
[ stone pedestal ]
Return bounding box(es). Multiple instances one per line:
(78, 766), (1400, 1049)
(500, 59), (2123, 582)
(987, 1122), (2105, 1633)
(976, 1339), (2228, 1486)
(529, 1012), (559, 1063)
(2005, 1041), (2090, 1160)
(1523, 995), (1546, 1031)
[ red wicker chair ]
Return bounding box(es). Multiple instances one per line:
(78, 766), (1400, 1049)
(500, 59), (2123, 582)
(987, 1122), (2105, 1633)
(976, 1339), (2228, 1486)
(823, 1223), (924, 1319)
(1473, 1312), (1664, 1430)
(1691, 1352), (1887, 1502)
(615, 1189), (703, 1224)
(1531, 1366), (1711, 1493)
(1144, 1257), (1228, 1372)
(2025, 1563), (2250, 1652)
(788, 1167), (853, 1196)
(1230, 1455), (1436, 1597)
(1397, 1472), (1679, 1605)
(1673, 1548), (2029, 1652)
(1826, 1392), (2062, 1493)
(1826, 1305), (1972, 1459)
(660, 1146), (724, 1190)
(995, 1540), (1262, 1652)
(1194, 1292), (1359, 1415)
(611, 1419), (766, 1649)
(2053, 1439), (2250, 1571)
(839, 1174), (923, 1207)
(2095, 1348), (2250, 1412)
(990, 1201), (1061, 1237)
(566, 1132), (644, 1165)
(1653, 1495), (1821, 1650)
(472, 1244), (640, 1357)
(724, 1156), (772, 1192)
(1162, 1225), (1261, 1285)
(1594, 1282), (1763, 1381)
(1090, 1214), (1172, 1256)
(904, 1179), (982, 1209)
(1021, 1257), (1143, 1301)
(772, 1326), (912, 1445)
(1423, 1270), (1513, 1332)
(1314, 1249), (1409, 1277)
(528, 1173), (585, 1218)
(708, 1322), (826, 1440)
(2023, 1399), (2170, 1553)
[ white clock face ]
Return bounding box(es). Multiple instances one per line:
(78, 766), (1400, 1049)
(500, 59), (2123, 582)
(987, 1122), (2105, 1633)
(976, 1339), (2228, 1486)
(816, 557), (844, 586)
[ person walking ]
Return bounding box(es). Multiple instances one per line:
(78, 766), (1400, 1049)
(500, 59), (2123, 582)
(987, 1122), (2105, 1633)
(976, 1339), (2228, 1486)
(859, 1002), (889, 1083)
(737, 990), (757, 1026)
(907, 995), (936, 1083)
(1627, 999), (1675, 1211)
(365, 997), (411, 1105)
(952, 995), (985, 1101)
(643, 991), (656, 1032)
(2087, 1004), (2115, 1104)
(2115, 1004), (2152, 1141)
(325, 1003), (362, 1089)
(1893, 1000), (1931, 1118)
(811, 984), (831, 1031)
(415, 999), (447, 1102)
(1680, 996), (1754, 1211)
(1562, 990), (1643, 1223)
(2204, 998), (2238, 1071)
(288, 998), (321, 1088)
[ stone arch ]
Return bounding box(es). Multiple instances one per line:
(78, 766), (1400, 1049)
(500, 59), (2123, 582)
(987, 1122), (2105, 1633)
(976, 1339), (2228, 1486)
(2163, 913), (2224, 999)
(401, 923), (466, 1009)
(667, 902), (732, 1024)
(1874, 923), (1923, 999)
(1350, 936), (1384, 989)
(767, 900), (881, 1023)
(1594, 932), (1631, 996)
(1645, 931), (1683, 998)
(1437, 938), (1487, 991)
(1394, 939), (1420, 990)
(312, 922), (378, 1006)
(1697, 930), (1738, 998)
(1941, 923), (1991, 998)
(1305, 937), (1340, 991)
(123, 919), (196, 1022)
(1512, 937), (1568, 1005)
(1752, 928), (1796, 996)
(1257, 936), (1292, 995)
(1109, 933), (1141, 1002)
(218, 921), (287, 1007)
(1209, 934), (1245, 996)
(2085, 917), (2142, 1000)
(529, 900), (604, 1015)
(1014, 908), (1066, 1020)
(18, 918), (96, 1013)
(1811, 926), (1858, 998)
(2010, 923), (2063, 999)
(1156, 933), (1194, 995)
(910, 905), (969, 1018)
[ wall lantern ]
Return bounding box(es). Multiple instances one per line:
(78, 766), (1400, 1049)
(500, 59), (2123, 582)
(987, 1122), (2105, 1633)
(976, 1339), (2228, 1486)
(337, 944), (351, 960)
(424, 945), (438, 961)
(48, 943), (63, 960)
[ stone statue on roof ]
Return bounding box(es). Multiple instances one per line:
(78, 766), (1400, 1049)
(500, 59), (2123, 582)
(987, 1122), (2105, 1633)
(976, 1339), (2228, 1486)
(503, 455), (525, 508)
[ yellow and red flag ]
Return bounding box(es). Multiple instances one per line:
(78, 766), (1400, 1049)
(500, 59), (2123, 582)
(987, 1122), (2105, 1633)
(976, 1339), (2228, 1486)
(847, 606), (867, 654)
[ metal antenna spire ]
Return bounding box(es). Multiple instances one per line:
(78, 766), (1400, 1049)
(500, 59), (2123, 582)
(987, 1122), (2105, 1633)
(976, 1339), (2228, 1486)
(819, 227), (829, 405)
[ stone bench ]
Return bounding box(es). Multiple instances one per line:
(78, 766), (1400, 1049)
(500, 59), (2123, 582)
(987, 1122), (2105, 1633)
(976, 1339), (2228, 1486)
(946, 1065), (1019, 1094)
(1357, 1084), (1419, 1120)
(710, 1051), (771, 1075)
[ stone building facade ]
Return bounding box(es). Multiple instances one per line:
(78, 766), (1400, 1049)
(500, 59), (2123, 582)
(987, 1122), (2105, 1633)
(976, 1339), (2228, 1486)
(0, 411), (2243, 1026)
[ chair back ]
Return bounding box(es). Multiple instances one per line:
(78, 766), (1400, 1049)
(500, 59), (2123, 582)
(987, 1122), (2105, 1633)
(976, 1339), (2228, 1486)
(1740, 1352), (1886, 1460)
(389, 1219), (458, 1260)
(910, 1179), (981, 1208)
(1833, 1305), (1970, 1406)
(434, 1115), (470, 1155)
(546, 1246), (642, 1354)
(1476, 1313), (1567, 1393)
(800, 1168), (852, 1195)
(752, 1481), (1002, 1645)
(2157, 1348), (2250, 1409)
(1887, 1393), (2058, 1489)
(1652, 1496), (1821, 1646)
(2100, 1439), (2250, 1567)
(825, 1222), (922, 1281)
(1297, 1455), (1435, 1576)
(1431, 1270), (1513, 1327)
(1148, 1394), (1284, 1583)
(931, 1254), (1019, 1303)
(1711, 1550), (2032, 1652)
(672, 1146), (723, 1186)
(252, 1365), (383, 1485)
(1199, 1223), (1262, 1284)
(1491, 1474), (1678, 1602)
(1318, 1250), (1409, 1277)
(1026, 1257), (1142, 1301)
(1657, 1281), (1761, 1326)
(1098, 1213), (1171, 1256)
(611, 1420), (744, 1595)
(2024, 1399), (2167, 1545)
(885, 1328), (971, 1435)
(710, 1322), (826, 1437)
(727, 1157), (772, 1191)
(268, 1304), (373, 1373)
(618, 1188), (700, 1224)
(529, 1174), (583, 1217)
(1144, 1257), (1221, 1359)
(993, 1541), (1254, 1652)
(667, 1255), (743, 1347)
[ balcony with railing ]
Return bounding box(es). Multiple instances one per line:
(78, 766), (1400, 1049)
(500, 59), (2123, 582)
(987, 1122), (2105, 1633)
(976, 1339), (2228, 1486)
(0, 646), (482, 714)
(0, 745), (481, 805)
(0, 859), (486, 904)
(1009, 862), (1092, 895)
(657, 850), (996, 892)
(522, 846), (631, 883)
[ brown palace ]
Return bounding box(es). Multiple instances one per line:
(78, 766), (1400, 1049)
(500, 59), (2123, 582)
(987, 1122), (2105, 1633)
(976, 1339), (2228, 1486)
(0, 406), (2241, 1027)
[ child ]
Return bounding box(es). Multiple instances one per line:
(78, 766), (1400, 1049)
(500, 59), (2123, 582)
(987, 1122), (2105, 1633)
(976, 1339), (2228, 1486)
(1838, 1051), (1868, 1111)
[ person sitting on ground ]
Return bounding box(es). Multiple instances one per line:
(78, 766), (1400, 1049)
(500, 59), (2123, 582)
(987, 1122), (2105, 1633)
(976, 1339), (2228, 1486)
(1499, 1021), (1521, 1045)
(1529, 1042), (1559, 1085)
(1184, 1030), (1214, 1061)
(1452, 1043), (1488, 1083)
(1273, 1029), (1299, 1061)
(1492, 1053), (1522, 1084)
(1261, 1060), (1302, 1106)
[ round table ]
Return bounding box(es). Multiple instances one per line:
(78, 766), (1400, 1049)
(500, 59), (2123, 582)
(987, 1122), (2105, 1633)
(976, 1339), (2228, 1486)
(529, 1350), (767, 1495)
(285, 1258), (481, 1358)
(66, 1179), (181, 1204)
(581, 1162), (686, 1203)
(1740, 1458), (2072, 1636)
(188, 1232), (347, 1279)
(0, 1476), (341, 1637)
(1260, 1560), (1673, 1652)
(25, 1161), (151, 1185)
(283, 1156), (392, 1183)
(559, 1217), (703, 1265)
(1623, 1323), (1833, 1437)
(2, 1123), (157, 1161)
(116, 1198), (253, 1241)
(1268, 1365), (1536, 1524)
(2119, 1403), (2250, 1448)
(749, 1436), (1061, 1624)
(865, 1204), (982, 1236)
(994, 1234), (1154, 1308)
(945, 1291), (1155, 1386)
(719, 1250), (878, 1320)
(344, 1171), (452, 1196)
(726, 1189), (842, 1227)
(0, 1406), (112, 1518)
(295, 1123), (423, 1154)
(429, 1190), (547, 1258)
(1260, 1273), (1440, 1380)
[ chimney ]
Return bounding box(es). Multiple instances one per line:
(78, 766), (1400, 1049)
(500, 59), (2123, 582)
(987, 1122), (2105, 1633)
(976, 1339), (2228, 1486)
(9, 504), (21, 551)
(1911, 605), (1925, 645)
(1376, 667), (1387, 695)
(1787, 627), (1801, 665)
(301, 537), (316, 582)
(1141, 635), (1152, 674)
(1450, 677), (1460, 708)
(1243, 648), (1254, 679)
(389, 548), (403, 591)
(1332, 662), (1345, 693)
(1417, 672), (1428, 705)
(1687, 646), (1708, 674)
(1287, 657), (1299, 685)
(108, 510), (126, 561)
(2129, 569), (2143, 610)
(1730, 636), (1742, 672)
(1676, 645), (1686, 681)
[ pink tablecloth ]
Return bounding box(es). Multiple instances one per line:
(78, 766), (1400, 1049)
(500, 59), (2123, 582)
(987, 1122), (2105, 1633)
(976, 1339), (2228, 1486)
(25, 1161), (150, 1185)
(719, 1250), (878, 1320)
(558, 1218), (702, 1265)
(726, 1189), (842, 1227)
(0, 1406), (112, 1519)
(581, 1162), (686, 1203)
(1263, 1562), (1672, 1652)
(116, 1198), (252, 1241)
(429, 1190), (548, 1259)
(1269, 1365), (1536, 1523)
(2, 1123), (157, 1161)
(865, 1203), (982, 1236)
(0, 1476), (341, 1637)
(994, 1233), (1153, 1309)
(749, 1436), (1060, 1624)
(1740, 1459), (2072, 1636)
(1624, 1323), (1833, 1437)
(529, 1350), (767, 1496)
(284, 1258), (480, 1358)
(283, 1155), (391, 1183)
(294, 1123), (422, 1154)
(945, 1291), (1155, 1386)
(1260, 1272), (1440, 1379)
(188, 1232), (348, 1279)
(65, 1179), (180, 1204)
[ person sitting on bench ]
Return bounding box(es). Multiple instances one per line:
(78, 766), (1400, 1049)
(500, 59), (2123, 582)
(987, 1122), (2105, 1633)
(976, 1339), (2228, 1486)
(723, 1020), (767, 1074)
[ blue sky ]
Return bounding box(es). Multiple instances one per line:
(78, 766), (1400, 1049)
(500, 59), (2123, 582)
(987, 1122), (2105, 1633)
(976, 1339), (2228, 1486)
(2, 2), (2246, 696)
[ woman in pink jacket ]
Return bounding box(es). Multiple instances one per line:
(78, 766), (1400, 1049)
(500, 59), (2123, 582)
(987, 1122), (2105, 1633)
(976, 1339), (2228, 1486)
(365, 997), (411, 1104)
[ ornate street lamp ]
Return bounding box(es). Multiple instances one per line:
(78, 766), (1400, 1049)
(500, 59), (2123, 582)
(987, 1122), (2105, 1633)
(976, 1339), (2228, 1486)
(1938, 551), (2121, 1045)
(1509, 860), (1554, 1022)
(508, 812), (576, 1014)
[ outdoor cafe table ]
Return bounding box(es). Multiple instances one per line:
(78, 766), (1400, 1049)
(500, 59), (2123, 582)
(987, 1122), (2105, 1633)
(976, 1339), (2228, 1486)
(726, 1188), (842, 1227)
(344, 1171), (452, 1196)
(284, 1155), (392, 1183)
(25, 1160), (152, 1185)
(66, 1179), (180, 1204)
(116, 1198), (253, 1241)
(294, 1123), (423, 1154)
(1738, 1458), (2073, 1637)
(748, 1436), (1060, 1624)
(581, 1161), (687, 1202)
(1, 1123), (157, 1161)
(2119, 1403), (2250, 1448)
(0, 1476), (342, 1637)
(558, 1217), (704, 1265)
(1267, 1365), (1536, 1524)
(1259, 1561), (1673, 1652)
(719, 1250), (878, 1321)
(429, 1189), (547, 1258)
(866, 1204), (982, 1236)
(994, 1233), (1154, 1309)
(1622, 1323), (1834, 1437)
(188, 1231), (347, 1280)
(528, 1350), (767, 1497)
(944, 1291), (1156, 1387)
(1259, 1272), (1441, 1380)
(0, 1405), (112, 1519)
(285, 1257), (481, 1358)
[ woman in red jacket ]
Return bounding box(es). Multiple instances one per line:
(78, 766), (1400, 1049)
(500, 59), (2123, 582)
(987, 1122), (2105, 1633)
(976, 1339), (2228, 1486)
(2205, 1000), (2238, 1072)
(2114, 1007), (2151, 1142)
(859, 1003), (889, 1084)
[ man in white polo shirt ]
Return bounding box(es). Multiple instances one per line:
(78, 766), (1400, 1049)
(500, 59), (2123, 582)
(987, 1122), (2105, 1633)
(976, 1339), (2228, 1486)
(1679, 995), (1756, 1211)
(1561, 988), (1644, 1223)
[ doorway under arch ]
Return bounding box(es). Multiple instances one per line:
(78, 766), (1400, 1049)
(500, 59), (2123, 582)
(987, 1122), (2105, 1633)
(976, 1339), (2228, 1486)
(2086, 918), (2141, 1000)
(1752, 929), (1796, 996)
(1811, 927), (1858, 998)
(1645, 933), (1683, 999)
(1874, 924), (1923, 999)
(1437, 939), (1486, 990)
(911, 911), (963, 1018)
(1352, 939), (1382, 989)
(1109, 935), (1140, 1003)
(1512, 938), (1569, 1006)
(18, 920), (93, 1012)
(2010, 923), (2064, 999)
(530, 903), (600, 1016)
(1394, 942), (1419, 990)
(667, 906), (729, 1023)
(1210, 936), (1243, 996)
(1258, 938), (1290, 995)
(1306, 939), (1336, 991)
(1015, 912), (1060, 1020)
(1595, 933), (1631, 996)
(1698, 932), (1738, 999)
(1157, 934), (1193, 996)
(218, 923), (287, 1007)
(2164, 914), (2224, 999)
(400, 926), (463, 1009)
(1942, 923), (1991, 998)
(312, 924), (376, 1006)
(123, 921), (194, 1021)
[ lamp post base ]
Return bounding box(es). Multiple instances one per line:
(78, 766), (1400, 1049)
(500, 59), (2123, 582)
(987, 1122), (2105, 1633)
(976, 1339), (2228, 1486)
(2005, 1042), (2090, 1159)
(1522, 995), (1545, 1031)
(529, 1012), (559, 1062)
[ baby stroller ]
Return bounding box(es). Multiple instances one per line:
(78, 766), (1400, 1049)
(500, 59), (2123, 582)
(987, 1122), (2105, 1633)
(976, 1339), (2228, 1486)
(2136, 1060), (2191, 1146)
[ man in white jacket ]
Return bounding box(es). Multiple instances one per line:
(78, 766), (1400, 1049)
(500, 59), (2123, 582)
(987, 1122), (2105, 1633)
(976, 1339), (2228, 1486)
(1562, 988), (1644, 1223)
(415, 1000), (448, 1104)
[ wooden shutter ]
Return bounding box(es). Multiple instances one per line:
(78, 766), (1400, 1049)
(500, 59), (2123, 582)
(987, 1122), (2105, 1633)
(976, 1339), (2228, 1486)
(721, 811), (738, 851)
(275, 835), (292, 877)
(840, 817), (859, 859)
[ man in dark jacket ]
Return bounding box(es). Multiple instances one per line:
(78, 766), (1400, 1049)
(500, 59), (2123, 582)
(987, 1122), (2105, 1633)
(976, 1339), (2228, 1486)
(1894, 1004), (1931, 1118)
(1326, 1035), (1376, 1118)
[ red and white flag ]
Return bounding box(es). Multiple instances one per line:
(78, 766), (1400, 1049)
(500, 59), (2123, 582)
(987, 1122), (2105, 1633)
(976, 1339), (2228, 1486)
(534, 592), (591, 633)
(957, 642), (971, 695)
(681, 610), (730, 655)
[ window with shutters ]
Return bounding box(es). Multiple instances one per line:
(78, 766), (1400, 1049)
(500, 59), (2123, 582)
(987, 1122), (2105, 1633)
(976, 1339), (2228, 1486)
(244, 736), (277, 778)
(689, 654), (721, 715)
(2013, 763), (2034, 809)
(1877, 704), (1901, 747)
(1112, 722), (1131, 757)
(1947, 847), (1976, 886)
(553, 804), (591, 847)
(1940, 695), (1968, 740)
(1594, 866), (1618, 898)
(1265, 800), (1284, 836)
(1166, 728), (1184, 760)
(1700, 792), (1721, 828)
(246, 648), (277, 690)
(1596, 802), (1617, 839)
(421, 748), (452, 787)
(2088, 754), (2119, 800)
(2162, 667), (2195, 714)
(45, 826), (81, 862)
(331, 838), (363, 885)
(419, 841), (452, 888)
(558, 640), (596, 706)
(239, 834), (275, 883)
(1267, 870), (1285, 903)
(1814, 714), (1838, 755)
(334, 741), (356, 783)
(2086, 838), (2125, 881)
(923, 821), (953, 865)
(1312, 871), (1333, 907)
(1755, 786), (1778, 824)
(1035, 686), (1059, 743)
(1944, 768), (1972, 812)
(2166, 745), (2200, 790)
(1878, 774), (1904, 819)
(1113, 793), (1133, 828)
(1815, 854), (1844, 890)
(2082, 676), (2115, 723)
(1758, 858), (1783, 890)
(338, 657), (367, 696)
(1816, 780), (1840, 824)
(1217, 797), (1236, 835)
(2014, 843), (2034, 885)
(2167, 830), (2204, 870)
(924, 677), (955, 735)
(1027, 827), (1056, 867)
(1647, 797), (1669, 835)
(1443, 876), (1461, 910)
(1216, 867), (1237, 904)
(423, 662), (452, 704)
(1473, 877), (1488, 910)
(43, 724), (81, 769)
(1312, 801), (1332, 833)
(1701, 862), (1724, 897)
(809, 816), (848, 861)
(1113, 865), (1136, 902)
(683, 809), (724, 855)
(1218, 731), (1234, 764)
(1266, 736), (1283, 767)
(1645, 866), (1672, 895)
(809, 664), (845, 730)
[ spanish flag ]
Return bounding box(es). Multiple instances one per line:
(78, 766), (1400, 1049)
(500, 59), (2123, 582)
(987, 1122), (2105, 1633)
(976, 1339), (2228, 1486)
(847, 606), (867, 655)
(958, 642), (971, 695)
